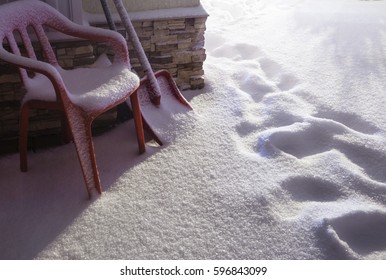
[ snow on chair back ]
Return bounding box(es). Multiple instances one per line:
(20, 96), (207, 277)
(0, 1), (62, 98)
(0, 1), (59, 63)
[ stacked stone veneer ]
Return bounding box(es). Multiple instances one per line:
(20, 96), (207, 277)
(0, 16), (207, 149)
(94, 16), (207, 90)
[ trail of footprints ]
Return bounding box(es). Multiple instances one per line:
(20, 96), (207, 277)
(229, 43), (386, 258)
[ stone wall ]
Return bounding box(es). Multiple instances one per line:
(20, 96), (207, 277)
(97, 16), (207, 90)
(0, 16), (207, 152)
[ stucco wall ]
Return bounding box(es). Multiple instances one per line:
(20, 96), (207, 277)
(83, 0), (200, 13)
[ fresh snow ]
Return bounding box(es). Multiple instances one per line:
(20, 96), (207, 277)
(25, 63), (139, 112)
(1, 0), (386, 260)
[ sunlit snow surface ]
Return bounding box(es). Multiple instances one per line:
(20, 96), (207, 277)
(1, 0), (386, 259)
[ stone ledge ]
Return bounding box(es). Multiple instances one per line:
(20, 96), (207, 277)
(83, 0), (201, 14)
(84, 4), (208, 23)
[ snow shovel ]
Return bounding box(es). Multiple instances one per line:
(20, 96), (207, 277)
(100, 0), (193, 145)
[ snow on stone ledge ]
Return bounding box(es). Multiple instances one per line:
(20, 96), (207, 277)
(84, 4), (209, 25)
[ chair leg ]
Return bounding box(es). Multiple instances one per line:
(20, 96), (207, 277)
(130, 92), (146, 154)
(66, 106), (102, 197)
(61, 112), (72, 144)
(19, 103), (29, 172)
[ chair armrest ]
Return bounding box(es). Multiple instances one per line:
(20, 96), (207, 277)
(0, 46), (65, 97)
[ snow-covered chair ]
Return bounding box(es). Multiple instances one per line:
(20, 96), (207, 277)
(0, 0), (145, 197)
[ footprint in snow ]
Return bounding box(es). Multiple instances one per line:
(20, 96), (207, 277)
(239, 72), (276, 103)
(276, 175), (347, 221)
(258, 57), (300, 91)
(323, 211), (386, 258)
(282, 176), (344, 202)
(210, 43), (262, 61)
(235, 120), (260, 137)
(233, 58), (306, 150)
(264, 122), (333, 158)
(314, 109), (380, 135)
(277, 73), (300, 91)
(260, 118), (386, 183)
(335, 140), (386, 182)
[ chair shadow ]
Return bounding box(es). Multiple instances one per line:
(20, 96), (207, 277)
(0, 120), (157, 259)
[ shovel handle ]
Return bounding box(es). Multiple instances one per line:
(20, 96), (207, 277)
(100, 0), (117, 31)
(112, 0), (162, 106)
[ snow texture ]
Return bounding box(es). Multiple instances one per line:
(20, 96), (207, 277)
(25, 63), (139, 112)
(135, 73), (192, 143)
(1, 0), (386, 260)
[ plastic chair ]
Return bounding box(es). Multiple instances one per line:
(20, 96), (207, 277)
(0, 0), (145, 197)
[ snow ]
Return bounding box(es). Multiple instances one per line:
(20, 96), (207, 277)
(84, 5), (208, 24)
(136, 72), (193, 143)
(1, 0), (386, 260)
(25, 64), (140, 112)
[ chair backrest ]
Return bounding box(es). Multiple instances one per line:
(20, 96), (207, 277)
(0, 1), (67, 84)
(0, 0), (132, 105)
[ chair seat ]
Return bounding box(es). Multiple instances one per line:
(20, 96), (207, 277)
(25, 63), (140, 112)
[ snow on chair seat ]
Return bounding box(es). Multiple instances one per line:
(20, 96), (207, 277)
(25, 64), (139, 112)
